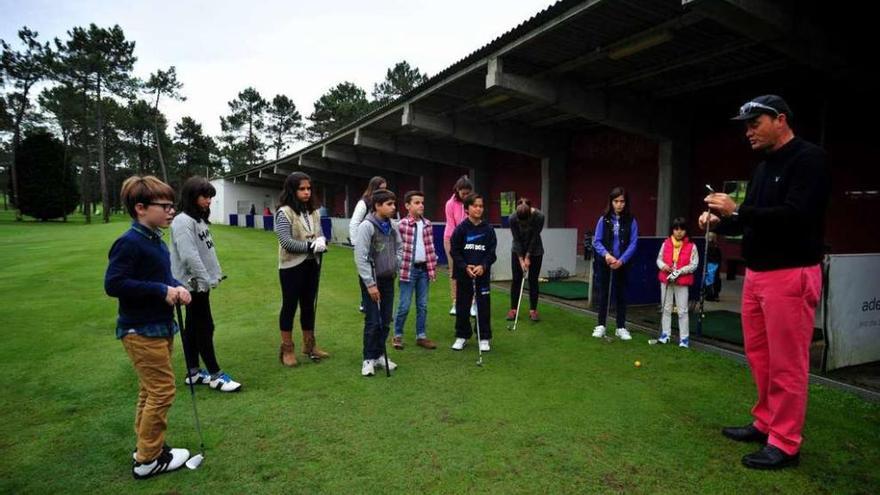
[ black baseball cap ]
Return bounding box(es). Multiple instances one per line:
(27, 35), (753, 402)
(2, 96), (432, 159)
(731, 95), (793, 121)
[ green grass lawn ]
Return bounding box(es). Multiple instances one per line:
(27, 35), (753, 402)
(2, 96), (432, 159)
(1, 211), (879, 494)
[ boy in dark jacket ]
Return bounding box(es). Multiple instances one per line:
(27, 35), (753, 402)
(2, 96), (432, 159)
(104, 175), (192, 479)
(354, 189), (403, 376)
(450, 193), (497, 352)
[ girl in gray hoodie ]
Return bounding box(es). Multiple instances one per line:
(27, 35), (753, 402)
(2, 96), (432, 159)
(171, 176), (241, 392)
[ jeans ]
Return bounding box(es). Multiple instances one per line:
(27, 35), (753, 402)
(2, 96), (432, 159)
(363, 277), (395, 360)
(395, 265), (429, 338)
(596, 263), (627, 328)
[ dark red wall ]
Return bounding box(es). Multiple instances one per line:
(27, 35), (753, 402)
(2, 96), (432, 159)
(484, 151), (542, 224)
(566, 130), (660, 254)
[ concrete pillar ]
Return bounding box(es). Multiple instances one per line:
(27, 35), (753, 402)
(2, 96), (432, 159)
(541, 148), (568, 228)
(419, 171), (439, 219)
(468, 166), (490, 197)
(656, 139), (692, 235)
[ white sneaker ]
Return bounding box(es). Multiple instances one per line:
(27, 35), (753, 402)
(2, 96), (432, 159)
(361, 359), (375, 377)
(209, 372), (242, 392)
(615, 327), (632, 340)
(451, 338), (466, 350)
(657, 333), (670, 344)
(449, 305), (456, 315)
(184, 369), (211, 385)
(470, 303), (477, 317)
(679, 337), (690, 348)
(479, 340), (491, 352)
(592, 325), (606, 338)
(132, 446), (189, 479)
(374, 355), (398, 371)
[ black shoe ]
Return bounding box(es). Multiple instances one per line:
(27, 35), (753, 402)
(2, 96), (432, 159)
(742, 445), (800, 470)
(722, 424), (768, 443)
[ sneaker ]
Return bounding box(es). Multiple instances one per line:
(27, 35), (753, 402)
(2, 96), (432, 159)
(132, 446), (189, 479)
(479, 340), (491, 352)
(184, 369), (211, 385)
(449, 305), (456, 316)
(615, 327), (632, 340)
(529, 310), (540, 322)
(416, 337), (437, 349)
(592, 325), (606, 338)
(506, 309), (517, 321)
(679, 337), (690, 348)
(451, 338), (467, 351)
(209, 372), (242, 392)
(374, 355), (398, 371)
(657, 333), (670, 344)
(392, 336), (404, 350)
(361, 359), (375, 377)
(470, 303), (477, 317)
(133, 443), (170, 461)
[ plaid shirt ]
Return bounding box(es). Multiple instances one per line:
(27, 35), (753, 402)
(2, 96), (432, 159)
(398, 215), (437, 282)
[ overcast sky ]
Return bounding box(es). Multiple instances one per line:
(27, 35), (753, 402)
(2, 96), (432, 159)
(2, 0), (553, 146)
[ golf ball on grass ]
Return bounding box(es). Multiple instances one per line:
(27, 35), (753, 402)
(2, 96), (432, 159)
(634, 360), (642, 368)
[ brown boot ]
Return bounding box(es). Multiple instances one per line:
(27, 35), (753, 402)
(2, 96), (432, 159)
(279, 331), (298, 367)
(302, 330), (330, 361)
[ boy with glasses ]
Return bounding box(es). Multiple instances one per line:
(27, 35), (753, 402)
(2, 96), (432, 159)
(105, 175), (193, 479)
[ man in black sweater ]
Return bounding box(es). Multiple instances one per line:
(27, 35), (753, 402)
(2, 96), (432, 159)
(701, 95), (830, 470)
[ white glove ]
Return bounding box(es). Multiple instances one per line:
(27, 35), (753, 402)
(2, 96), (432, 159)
(312, 236), (327, 253)
(668, 270), (681, 283)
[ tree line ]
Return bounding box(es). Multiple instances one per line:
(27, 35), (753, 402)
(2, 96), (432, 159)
(1, 24), (428, 222)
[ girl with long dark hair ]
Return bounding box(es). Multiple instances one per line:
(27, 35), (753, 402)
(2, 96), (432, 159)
(275, 172), (330, 366)
(591, 186), (639, 341)
(170, 176), (241, 392)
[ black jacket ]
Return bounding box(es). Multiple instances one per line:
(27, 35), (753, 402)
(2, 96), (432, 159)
(451, 219), (497, 280)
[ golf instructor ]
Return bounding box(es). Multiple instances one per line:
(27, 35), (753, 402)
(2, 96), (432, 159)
(701, 95), (830, 470)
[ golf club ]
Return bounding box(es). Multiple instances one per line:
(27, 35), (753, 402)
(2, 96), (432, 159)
(473, 278), (483, 366)
(507, 267), (526, 331)
(649, 281), (673, 345)
(369, 262), (391, 377)
(696, 184), (715, 336)
(175, 303), (205, 470)
(603, 268), (615, 342)
(308, 251), (324, 362)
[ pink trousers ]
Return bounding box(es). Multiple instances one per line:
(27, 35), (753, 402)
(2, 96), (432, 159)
(741, 264), (822, 455)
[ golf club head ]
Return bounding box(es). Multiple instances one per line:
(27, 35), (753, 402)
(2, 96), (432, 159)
(185, 453), (204, 470)
(648, 339), (659, 345)
(476, 358), (483, 367)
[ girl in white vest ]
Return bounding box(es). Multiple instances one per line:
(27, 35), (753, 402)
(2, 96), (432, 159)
(275, 172), (329, 367)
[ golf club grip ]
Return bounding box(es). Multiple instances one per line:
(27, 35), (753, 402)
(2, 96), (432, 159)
(175, 303), (184, 331)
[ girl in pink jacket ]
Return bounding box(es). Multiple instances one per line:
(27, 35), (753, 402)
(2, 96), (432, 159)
(443, 175), (472, 315)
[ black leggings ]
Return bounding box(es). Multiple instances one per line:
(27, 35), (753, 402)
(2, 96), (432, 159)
(510, 254), (542, 311)
(183, 291), (220, 374)
(279, 259), (319, 332)
(596, 263), (628, 328)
